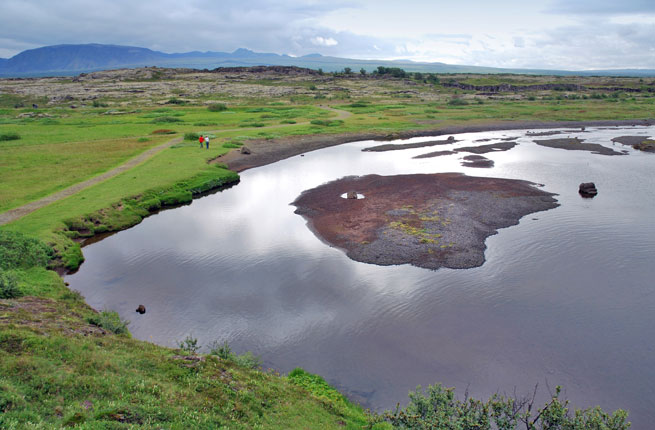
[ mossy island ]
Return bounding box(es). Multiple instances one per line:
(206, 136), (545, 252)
(293, 173), (559, 270)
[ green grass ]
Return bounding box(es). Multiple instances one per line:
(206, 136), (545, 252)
(0, 299), (383, 429)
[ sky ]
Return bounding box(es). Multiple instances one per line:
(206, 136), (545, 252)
(1, 0), (654, 70)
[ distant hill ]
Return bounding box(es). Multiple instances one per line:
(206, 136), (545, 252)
(1, 43), (655, 78)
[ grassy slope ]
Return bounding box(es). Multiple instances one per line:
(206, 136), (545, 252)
(0, 270), (383, 429)
(1, 70), (652, 428)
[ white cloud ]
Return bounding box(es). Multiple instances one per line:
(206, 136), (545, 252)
(310, 36), (338, 47)
(1, 0), (654, 70)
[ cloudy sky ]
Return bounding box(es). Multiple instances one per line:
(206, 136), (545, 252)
(1, 0), (654, 70)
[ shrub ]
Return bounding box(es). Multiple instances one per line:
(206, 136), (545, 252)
(209, 340), (261, 369)
(310, 119), (344, 127)
(178, 335), (200, 354)
(234, 351), (262, 369)
(92, 100), (108, 108)
(0, 132), (20, 141)
(150, 116), (182, 123)
(0, 230), (52, 270)
(88, 310), (130, 335)
(0, 271), (20, 299)
(207, 103), (228, 112)
(166, 97), (186, 105)
(209, 340), (233, 360)
(385, 384), (629, 430)
(448, 97), (469, 106)
(184, 132), (200, 141)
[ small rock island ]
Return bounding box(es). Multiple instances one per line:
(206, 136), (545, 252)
(293, 173), (559, 270)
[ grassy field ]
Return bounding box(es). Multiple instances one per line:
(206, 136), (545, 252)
(1, 68), (648, 428)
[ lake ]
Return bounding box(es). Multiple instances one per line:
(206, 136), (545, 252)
(66, 126), (655, 428)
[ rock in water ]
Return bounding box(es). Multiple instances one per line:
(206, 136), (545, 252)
(136, 304), (146, 314)
(579, 182), (598, 197)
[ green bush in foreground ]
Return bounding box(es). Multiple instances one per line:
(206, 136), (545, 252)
(386, 384), (629, 430)
(0, 230), (53, 270)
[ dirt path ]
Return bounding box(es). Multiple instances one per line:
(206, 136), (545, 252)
(0, 106), (351, 226)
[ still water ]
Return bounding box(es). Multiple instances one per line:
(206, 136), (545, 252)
(67, 126), (655, 427)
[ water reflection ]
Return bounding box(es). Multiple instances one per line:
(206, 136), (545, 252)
(67, 127), (655, 428)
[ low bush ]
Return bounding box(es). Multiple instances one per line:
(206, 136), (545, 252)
(207, 103), (228, 112)
(0, 230), (53, 270)
(0, 132), (21, 141)
(178, 335), (200, 354)
(0, 271), (21, 299)
(310, 119), (344, 127)
(209, 340), (261, 369)
(385, 384), (629, 430)
(151, 116), (183, 124)
(184, 132), (200, 141)
(166, 97), (186, 105)
(88, 310), (130, 335)
(448, 97), (469, 106)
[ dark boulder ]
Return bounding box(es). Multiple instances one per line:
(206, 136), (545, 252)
(136, 304), (146, 314)
(579, 182), (598, 197)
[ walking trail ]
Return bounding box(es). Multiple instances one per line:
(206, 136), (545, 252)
(0, 106), (352, 226)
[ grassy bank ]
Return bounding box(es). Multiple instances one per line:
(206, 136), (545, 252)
(0, 68), (644, 428)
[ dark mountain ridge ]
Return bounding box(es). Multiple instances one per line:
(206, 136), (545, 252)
(2, 43), (654, 78)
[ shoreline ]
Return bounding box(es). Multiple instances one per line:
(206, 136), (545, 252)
(215, 118), (655, 172)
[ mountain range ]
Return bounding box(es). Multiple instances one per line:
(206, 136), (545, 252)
(1, 43), (654, 78)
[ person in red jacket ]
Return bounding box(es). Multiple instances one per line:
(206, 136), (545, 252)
(199, 135), (204, 148)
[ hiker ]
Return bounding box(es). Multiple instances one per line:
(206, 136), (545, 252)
(199, 135), (204, 148)
(205, 135), (210, 149)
